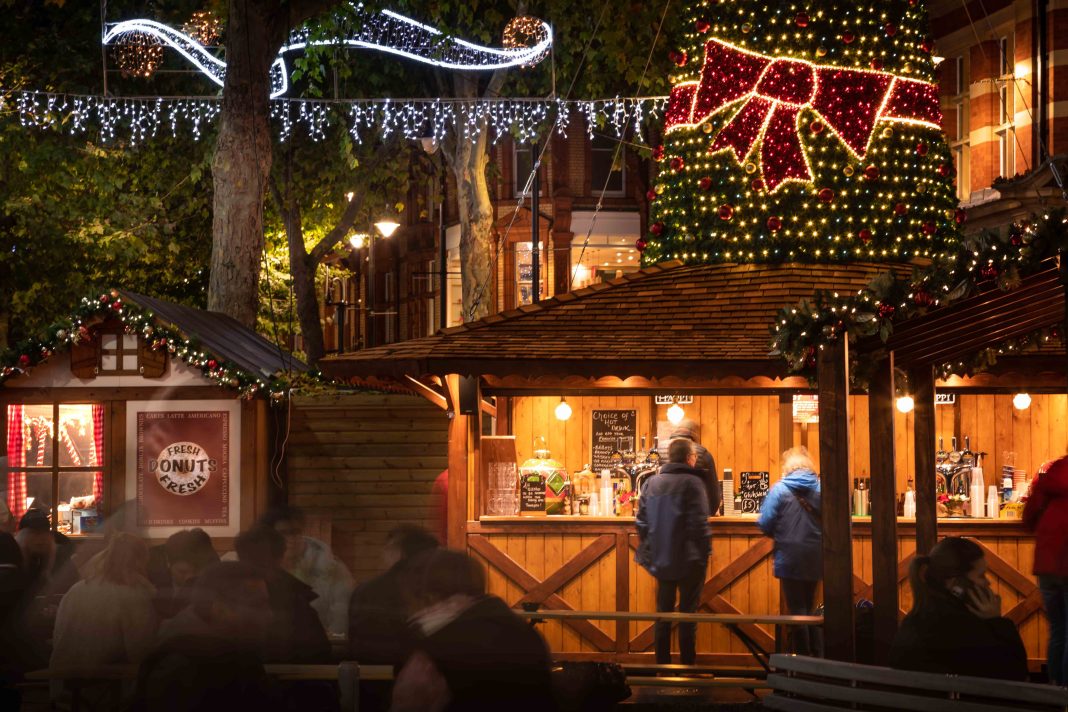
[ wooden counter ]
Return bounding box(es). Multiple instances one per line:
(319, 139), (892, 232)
(467, 516), (1045, 669)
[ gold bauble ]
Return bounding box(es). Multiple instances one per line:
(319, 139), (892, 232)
(745, 162), (757, 174)
(843, 165), (855, 177)
(702, 122), (714, 134)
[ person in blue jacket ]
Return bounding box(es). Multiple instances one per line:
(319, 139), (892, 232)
(636, 438), (711, 665)
(758, 447), (822, 655)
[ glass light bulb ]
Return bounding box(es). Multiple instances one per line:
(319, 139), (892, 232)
(554, 398), (572, 421)
(896, 395), (915, 413)
(667, 402), (686, 425)
(1013, 393), (1031, 410)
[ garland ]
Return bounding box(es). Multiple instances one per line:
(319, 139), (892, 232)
(769, 210), (1068, 385)
(0, 290), (310, 401)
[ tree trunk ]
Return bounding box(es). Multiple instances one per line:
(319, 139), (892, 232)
(284, 209), (326, 365)
(208, 1), (278, 326)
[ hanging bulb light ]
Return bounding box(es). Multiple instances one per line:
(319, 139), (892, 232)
(667, 398), (686, 425)
(554, 397), (572, 421)
(1013, 393), (1031, 410)
(896, 395), (915, 414)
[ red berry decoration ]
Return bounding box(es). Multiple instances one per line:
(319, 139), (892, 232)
(670, 156), (685, 172)
(894, 202), (908, 216)
(646, 189), (657, 201)
(699, 176), (713, 191)
(695, 18), (711, 33)
(818, 187), (834, 203)
(916, 142), (929, 156)
(795, 12), (809, 27)
(650, 221), (664, 236)
(842, 32), (855, 44)
(938, 163), (952, 177)
(17, 354), (30, 368)
(858, 228), (873, 244)
(635, 237), (648, 252)
(767, 216), (783, 232)
(877, 303), (896, 319)
(870, 57), (883, 71)
(922, 221), (937, 235)
(718, 204), (734, 221)
(884, 23), (897, 36)
(864, 164), (879, 181)
(810, 120), (824, 135)
(955, 208), (967, 224)
(652, 145), (664, 162)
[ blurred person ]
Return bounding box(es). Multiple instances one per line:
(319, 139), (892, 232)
(50, 532), (157, 669)
(260, 506), (354, 636)
(16, 507), (78, 656)
(235, 524), (330, 663)
(1023, 456), (1068, 684)
(889, 536), (1027, 680)
(391, 548), (555, 712)
(148, 529), (219, 619)
(132, 561), (282, 712)
(757, 446), (822, 656)
(636, 437), (711, 665)
(0, 533), (27, 709)
(432, 470), (448, 545)
(669, 419), (721, 515)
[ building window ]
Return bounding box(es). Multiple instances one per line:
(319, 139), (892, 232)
(514, 241), (549, 306)
(995, 37), (1014, 179)
(446, 250), (463, 328)
(100, 331), (140, 374)
(513, 142), (546, 199)
(590, 134), (625, 196)
(951, 55), (970, 201)
(5, 403), (105, 535)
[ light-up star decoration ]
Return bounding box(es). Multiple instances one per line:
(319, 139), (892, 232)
(103, 4), (553, 99)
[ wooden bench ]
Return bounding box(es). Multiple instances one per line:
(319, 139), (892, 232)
(764, 653), (1068, 711)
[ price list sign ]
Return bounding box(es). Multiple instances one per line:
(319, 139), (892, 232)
(738, 471), (770, 513)
(591, 409), (637, 471)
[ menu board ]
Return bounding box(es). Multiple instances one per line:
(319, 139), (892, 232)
(737, 471), (770, 513)
(519, 473), (547, 516)
(591, 409), (637, 471)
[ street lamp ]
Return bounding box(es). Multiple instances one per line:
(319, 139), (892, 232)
(375, 220), (400, 238)
(366, 220), (400, 347)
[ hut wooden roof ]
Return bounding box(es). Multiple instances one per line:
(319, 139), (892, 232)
(320, 261), (914, 381)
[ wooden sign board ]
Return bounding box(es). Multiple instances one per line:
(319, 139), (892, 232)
(737, 471), (770, 514)
(591, 409), (637, 471)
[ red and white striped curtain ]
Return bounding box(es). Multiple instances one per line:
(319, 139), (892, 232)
(92, 404), (104, 508)
(6, 405), (26, 520)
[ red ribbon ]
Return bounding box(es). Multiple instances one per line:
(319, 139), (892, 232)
(665, 40), (942, 191)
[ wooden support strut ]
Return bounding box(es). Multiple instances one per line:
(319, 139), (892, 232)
(867, 354), (899, 664)
(911, 365), (937, 556)
(818, 336), (855, 662)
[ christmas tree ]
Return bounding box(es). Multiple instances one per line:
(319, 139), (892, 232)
(641, 0), (964, 265)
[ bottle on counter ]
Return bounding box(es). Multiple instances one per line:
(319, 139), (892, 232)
(961, 435), (976, 468)
(903, 476), (916, 518)
(860, 475), (870, 516)
(852, 478), (861, 516)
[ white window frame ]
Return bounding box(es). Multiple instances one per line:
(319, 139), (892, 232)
(590, 133), (626, 197)
(995, 36), (1015, 180)
(950, 55), (970, 201)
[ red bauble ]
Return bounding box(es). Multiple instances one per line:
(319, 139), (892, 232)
(751, 178), (765, 192)
(17, 354), (30, 368)
(795, 12), (809, 27)
(938, 163), (952, 177)
(870, 57), (883, 71)
(858, 228), (873, 244)
(842, 32), (855, 44)
(955, 208), (967, 224)
(699, 176), (713, 191)
(669, 50), (688, 67)
(913, 289), (934, 307)
(877, 303), (896, 319)
(767, 216), (783, 232)
(207, 359), (218, 370)
(980, 264), (999, 280)
(884, 23), (897, 36)
(809, 120), (824, 135)
(670, 156), (685, 172)
(922, 221), (937, 235)
(921, 38), (934, 53)
(718, 204), (734, 221)
(646, 189), (657, 201)
(916, 142), (929, 156)
(818, 187), (834, 203)
(894, 203), (908, 216)
(635, 237), (648, 252)
(99, 294), (110, 303)
(652, 145), (665, 162)
(650, 222), (664, 236)
(111, 300), (123, 311)
(864, 164), (880, 181)
(695, 18), (711, 33)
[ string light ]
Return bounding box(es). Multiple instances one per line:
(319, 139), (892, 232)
(181, 10), (223, 46)
(114, 32), (164, 79)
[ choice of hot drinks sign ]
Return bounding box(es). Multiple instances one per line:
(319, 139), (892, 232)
(126, 400), (241, 536)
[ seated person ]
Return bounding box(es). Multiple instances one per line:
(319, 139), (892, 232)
(149, 529), (219, 619)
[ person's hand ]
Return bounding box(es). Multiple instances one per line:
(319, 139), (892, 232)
(964, 584), (1002, 619)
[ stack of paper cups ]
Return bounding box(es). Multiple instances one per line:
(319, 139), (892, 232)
(969, 484), (985, 517)
(986, 485), (1000, 518)
(722, 479), (735, 515)
(903, 490), (916, 518)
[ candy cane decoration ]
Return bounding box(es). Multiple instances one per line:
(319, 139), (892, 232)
(34, 417), (49, 466)
(61, 420), (82, 466)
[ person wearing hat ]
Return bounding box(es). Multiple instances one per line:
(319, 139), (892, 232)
(669, 420), (721, 516)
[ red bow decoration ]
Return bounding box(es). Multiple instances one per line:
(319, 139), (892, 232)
(665, 39), (942, 191)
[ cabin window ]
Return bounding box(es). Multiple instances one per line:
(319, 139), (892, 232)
(4, 403), (105, 535)
(100, 331), (140, 374)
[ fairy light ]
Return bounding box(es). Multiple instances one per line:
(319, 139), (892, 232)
(114, 31), (164, 79)
(182, 10), (222, 46)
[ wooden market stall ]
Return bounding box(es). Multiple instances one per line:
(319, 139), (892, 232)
(0, 291), (305, 545)
(320, 260), (1064, 670)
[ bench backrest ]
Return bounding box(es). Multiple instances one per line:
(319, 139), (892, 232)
(764, 654), (1068, 712)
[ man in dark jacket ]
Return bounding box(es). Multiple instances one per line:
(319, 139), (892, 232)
(670, 421), (721, 515)
(636, 438), (711, 664)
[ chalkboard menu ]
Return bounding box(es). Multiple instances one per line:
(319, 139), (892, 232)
(737, 471), (770, 513)
(591, 410), (637, 471)
(519, 473), (547, 516)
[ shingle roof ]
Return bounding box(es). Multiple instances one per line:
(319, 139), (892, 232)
(120, 291), (308, 377)
(319, 261), (914, 381)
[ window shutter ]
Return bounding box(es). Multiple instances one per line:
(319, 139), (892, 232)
(70, 331), (100, 379)
(138, 337), (167, 378)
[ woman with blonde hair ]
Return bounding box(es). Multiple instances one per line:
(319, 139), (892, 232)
(51, 532), (157, 670)
(758, 447), (821, 655)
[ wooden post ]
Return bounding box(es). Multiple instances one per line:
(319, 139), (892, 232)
(443, 374), (470, 549)
(912, 365), (937, 555)
(868, 354), (898, 663)
(778, 393), (794, 452)
(818, 337), (855, 661)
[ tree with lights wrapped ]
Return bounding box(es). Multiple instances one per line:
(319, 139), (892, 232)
(641, 0), (964, 265)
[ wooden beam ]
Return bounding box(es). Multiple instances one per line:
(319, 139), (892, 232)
(911, 365), (937, 556)
(404, 375), (448, 411)
(778, 393), (794, 452)
(867, 355), (898, 664)
(817, 336), (855, 662)
(443, 374), (469, 549)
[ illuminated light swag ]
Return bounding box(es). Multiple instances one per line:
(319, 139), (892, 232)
(665, 39), (942, 191)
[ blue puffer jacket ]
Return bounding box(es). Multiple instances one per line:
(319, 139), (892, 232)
(635, 463), (711, 580)
(757, 469), (822, 581)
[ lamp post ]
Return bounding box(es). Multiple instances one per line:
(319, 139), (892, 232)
(368, 220), (400, 348)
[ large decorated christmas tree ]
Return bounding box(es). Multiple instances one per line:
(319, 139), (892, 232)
(641, 0), (964, 265)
